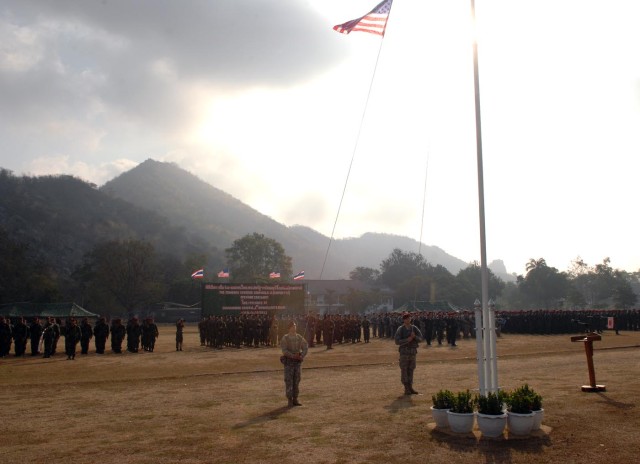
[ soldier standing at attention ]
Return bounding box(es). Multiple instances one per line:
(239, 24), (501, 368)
(281, 320), (308, 407)
(93, 317), (109, 354)
(394, 312), (424, 396)
(30, 317), (43, 356)
(12, 316), (29, 357)
(42, 318), (55, 358)
(176, 318), (185, 351)
(64, 318), (82, 360)
(80, 317), (93, 354)
(362, 316), (371, 343)
(145, 317), (159, 352)
(110, 318), (125, 353)
(322, 314), (334, 350)
(0, 316), (11, 357)
(126, 317), (142, 353)
(51, 318), (61, 356)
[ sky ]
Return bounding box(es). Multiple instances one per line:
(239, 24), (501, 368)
(1, 0), (639, 276)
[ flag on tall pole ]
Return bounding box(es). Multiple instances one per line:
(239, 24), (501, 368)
(217, 268), (230, 278)
(333, 0), (393, 36)
(191, 269), (204, 279)
(293, 271), (305, 280)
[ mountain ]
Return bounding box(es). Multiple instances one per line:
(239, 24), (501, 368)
(0, 168), (216, 280)
(0, 161), (512, 285)
(101, 159), (513, 280)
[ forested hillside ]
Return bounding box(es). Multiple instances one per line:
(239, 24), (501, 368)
(0, 162), (516, 308)
(0, 169), (219, 281)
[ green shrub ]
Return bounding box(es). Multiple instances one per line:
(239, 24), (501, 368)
(506, 384), (539, 414)
(476, 391), (505, 415)
(431, 389), (455, 409)
(450, 390), (474, 414)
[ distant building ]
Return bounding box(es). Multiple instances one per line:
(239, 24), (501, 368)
(304, 280), (393, 315)
(146, 302), (201, 323)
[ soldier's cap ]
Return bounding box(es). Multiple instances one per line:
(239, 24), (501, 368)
(402, 312), (411, 319)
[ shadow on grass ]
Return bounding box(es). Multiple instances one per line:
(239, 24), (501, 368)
(429, 427), (552, 462)
(385, 395), (417, 413)
(595, 392), (635, 410)
(232, 406), (292, 429)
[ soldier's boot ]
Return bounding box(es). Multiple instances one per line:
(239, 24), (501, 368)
(292, 398), (302, 406)
(403, 384), (412, 396)
(409, 385), (419, 395)
(288, 398), (294, 407)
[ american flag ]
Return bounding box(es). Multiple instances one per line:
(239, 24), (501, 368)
(333, 0), (393, 36)
(293, 270), (305, 280)
(191, 269), (204, 279)
(217, 268), (230, 278)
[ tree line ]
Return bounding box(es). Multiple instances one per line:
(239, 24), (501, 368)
(350, 252), (639, 311)
(1, 228), (637, 315)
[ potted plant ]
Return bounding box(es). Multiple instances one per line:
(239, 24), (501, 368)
(475, 391), (507, 438)
(446, 390), (475, 433)
(528, 389), (544, 431)
(431, 389), (454, 428)
(506, 384), (535, 436)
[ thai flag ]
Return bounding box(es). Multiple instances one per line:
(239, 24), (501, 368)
(269, 272), (281, 279)
(218, 268), (230, 278)
(191, 269), (204, 279)
(293, 270), (305, 280)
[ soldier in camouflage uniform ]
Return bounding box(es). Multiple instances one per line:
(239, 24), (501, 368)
(280, 320), (308, 407)
(12, 316), (29, 357)
(175, 318), (185, 351)
(80, 317), (93, 354)
(110, 318), (125, 353)
(30, 317), (43, 356)
(93, 317), (109, 354)
(64, 318), (82, 360)
(394, 312), (424, 395)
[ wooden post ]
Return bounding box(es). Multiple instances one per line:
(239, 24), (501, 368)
(570, 332), (606, 392)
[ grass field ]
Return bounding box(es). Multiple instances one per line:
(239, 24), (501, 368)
(1, 326), (639, 464)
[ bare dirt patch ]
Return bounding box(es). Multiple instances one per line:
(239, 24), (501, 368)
(1, 326), (639, 463)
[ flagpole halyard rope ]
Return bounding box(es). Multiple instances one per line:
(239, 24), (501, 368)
(319, 38), (387, 282)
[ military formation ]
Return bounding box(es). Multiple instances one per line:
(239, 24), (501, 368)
(0, 315), (160, 358)
(195, 312), (474, 351)
(2, 308), (639, 359)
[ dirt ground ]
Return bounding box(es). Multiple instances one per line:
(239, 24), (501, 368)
(1, 326), (639, 464)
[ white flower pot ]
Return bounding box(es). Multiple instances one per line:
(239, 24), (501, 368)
(430, 406), (449, 429)
(447, 411), (475, 433)
(507, 411), (535, 436)
(532, 408), (544, 430)
(476, 412), (507, 438)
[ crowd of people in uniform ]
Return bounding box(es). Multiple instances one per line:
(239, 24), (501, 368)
(0, 315), (160, 359)
(2, 308), (639, 359)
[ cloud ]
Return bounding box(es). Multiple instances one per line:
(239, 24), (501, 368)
(0, 0), (346, 177)
(26, 155), (137, 185)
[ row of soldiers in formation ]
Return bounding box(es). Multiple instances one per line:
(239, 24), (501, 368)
(197, 311), (469, 350)
(3, 308), (638, 358)
(497, 308), (640, 334)
(0, 315), (160, 358)
(198, 308), (640, 351)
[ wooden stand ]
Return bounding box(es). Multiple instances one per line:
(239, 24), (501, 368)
(570, 332), (606, 392)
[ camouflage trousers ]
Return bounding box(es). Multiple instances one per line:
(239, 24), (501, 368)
(283, 361), (302, 399)
(399, 353), (416, 387)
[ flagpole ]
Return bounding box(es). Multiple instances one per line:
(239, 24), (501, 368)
(470, 0), (497, 395)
